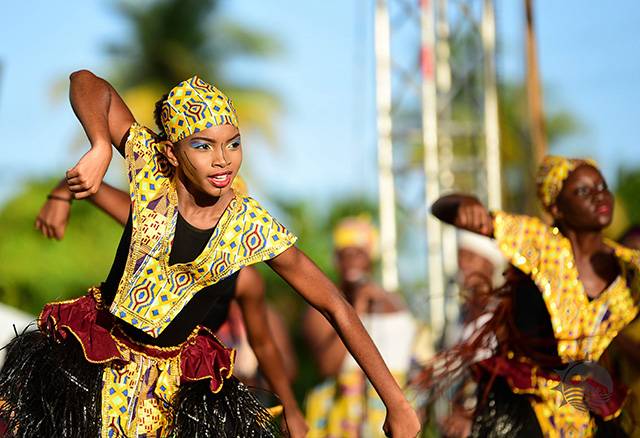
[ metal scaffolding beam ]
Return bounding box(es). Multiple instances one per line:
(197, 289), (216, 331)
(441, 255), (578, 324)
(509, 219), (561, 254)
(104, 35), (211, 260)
(373, 0), (502, 340)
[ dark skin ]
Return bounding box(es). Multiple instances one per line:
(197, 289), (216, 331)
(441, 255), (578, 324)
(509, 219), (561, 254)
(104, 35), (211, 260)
(303, 246), (403, 378)
(431, 164), (618, 299)
(35, 180), (305, 434)
(64, 69), (421, 437)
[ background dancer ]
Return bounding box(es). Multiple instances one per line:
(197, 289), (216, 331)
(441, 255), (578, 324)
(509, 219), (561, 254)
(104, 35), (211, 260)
(425, 155), (640, 437)
(304, 215), (418, 437)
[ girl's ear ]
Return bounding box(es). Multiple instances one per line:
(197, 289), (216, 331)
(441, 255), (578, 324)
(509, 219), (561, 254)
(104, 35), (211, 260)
(549, 203), (562, 221)
(160, 141), (179, 167)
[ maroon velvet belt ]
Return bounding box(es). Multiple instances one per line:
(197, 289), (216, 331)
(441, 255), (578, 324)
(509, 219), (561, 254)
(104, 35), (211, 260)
(38, 288), (235, 393)
(478, 355), (628, 420)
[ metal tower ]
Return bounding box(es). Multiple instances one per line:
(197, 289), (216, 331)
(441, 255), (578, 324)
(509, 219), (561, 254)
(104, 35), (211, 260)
(374, 0), (502, 340)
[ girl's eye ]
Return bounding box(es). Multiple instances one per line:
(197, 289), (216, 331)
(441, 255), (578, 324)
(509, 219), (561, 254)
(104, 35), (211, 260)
(191, 143), (211, 150)
(575, 187), (591, 196)
(227, 140), (241, 149)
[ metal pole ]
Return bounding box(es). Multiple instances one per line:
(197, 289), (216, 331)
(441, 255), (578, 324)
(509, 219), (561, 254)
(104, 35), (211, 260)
(375, 0), (400, 292)
(482, 0), (502, 210)
(421, 0), (445, 338)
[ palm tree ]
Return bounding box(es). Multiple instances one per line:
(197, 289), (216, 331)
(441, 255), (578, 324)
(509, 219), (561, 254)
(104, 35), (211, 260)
(106, 0), (282, 143)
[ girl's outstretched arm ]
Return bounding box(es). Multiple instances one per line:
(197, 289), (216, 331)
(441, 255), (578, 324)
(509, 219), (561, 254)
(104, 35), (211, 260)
(431, 193), (494, 236)
(67, 70), (135, 199)
(267, 247), (420, 438)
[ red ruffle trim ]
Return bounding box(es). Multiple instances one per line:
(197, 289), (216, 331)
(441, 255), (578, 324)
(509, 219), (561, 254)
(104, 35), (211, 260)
(479, 355), (628, 420)
(38, 292), (234, 393)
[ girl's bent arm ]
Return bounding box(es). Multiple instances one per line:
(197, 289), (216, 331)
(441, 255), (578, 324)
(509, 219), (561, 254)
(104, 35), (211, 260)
(69, 69), (135, 155)
(267, 246), (420, 437)
(67, 70), (135, 199)
(431, 193), (494, 236)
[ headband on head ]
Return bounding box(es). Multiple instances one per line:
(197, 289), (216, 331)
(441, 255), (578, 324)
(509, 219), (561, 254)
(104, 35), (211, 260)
(536, 155), (598, 210)
(333, 215), (379, 259)
(161, 76), (238, 143)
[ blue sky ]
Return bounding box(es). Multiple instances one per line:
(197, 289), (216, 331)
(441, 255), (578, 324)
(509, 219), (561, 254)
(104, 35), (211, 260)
(1, 0), (639, 207)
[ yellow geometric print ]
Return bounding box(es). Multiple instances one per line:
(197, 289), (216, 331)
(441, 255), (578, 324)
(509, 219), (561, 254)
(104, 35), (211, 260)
(492, 211), (640, 437)
(493, 211), (640, 363)
(101, 348), (181, 437)
(110, 124), (297, 337)
(161, 75), (238, 143)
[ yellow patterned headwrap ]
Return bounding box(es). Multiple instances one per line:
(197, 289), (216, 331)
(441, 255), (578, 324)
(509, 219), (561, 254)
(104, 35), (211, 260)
(333, 215), (379, 258)
(161, 76), (238, 143)
(536, 155), (598, 210)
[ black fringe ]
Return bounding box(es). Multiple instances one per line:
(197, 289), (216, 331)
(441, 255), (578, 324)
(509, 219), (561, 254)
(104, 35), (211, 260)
(0, 328), (103, 438)
(0, 328), (281, 438)
(171, 377), (282, 438)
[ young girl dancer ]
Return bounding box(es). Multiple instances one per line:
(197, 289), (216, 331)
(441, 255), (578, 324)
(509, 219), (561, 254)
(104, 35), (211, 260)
(0, 70), (420, 438)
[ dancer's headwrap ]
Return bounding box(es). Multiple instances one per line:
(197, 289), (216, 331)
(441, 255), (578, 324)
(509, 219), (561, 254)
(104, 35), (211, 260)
(333, 215), (380, 259)
(161, 76), (238, 143)
(536, 155), (598, 211)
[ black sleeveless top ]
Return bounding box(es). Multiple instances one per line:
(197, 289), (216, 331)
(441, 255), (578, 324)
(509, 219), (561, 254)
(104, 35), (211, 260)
(102, 210), (238, 347)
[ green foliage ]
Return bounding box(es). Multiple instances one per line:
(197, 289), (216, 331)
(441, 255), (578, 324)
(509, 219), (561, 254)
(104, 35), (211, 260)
(0, 179), (123, 314)
(616, 167), (640, 227)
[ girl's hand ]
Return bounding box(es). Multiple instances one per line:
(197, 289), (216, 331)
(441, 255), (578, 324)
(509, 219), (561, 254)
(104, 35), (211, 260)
(455, 197), (493, 236)
(35, 194), (72, 240)
(283, 408), (309, 438)
(383, 401), (421, 437)
(66, 143), (112, 199)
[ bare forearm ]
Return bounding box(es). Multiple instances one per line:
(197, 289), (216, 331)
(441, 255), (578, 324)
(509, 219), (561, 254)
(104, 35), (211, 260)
(324, 298), (406, 407)
(88, 183), (130, 225)
(269, 249), (406, 408)
(50, 178), (73, 198)
(431, 193), (478, 224)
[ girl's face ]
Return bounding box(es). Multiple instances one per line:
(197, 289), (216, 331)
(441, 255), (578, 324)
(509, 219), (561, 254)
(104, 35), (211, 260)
(551, 164), (613, 231)
(168, 124), (242, 199)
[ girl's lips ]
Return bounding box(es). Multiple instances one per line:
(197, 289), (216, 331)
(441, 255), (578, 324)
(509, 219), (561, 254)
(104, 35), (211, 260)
(596, 204), (611, 215)
(207, 173), (232, 188)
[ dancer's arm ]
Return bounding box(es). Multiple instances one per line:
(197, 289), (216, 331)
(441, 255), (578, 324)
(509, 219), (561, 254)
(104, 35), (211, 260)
(267, 247), (420, 438)
(67, 70), (135, 199)
(303, 283), (385, 378)
(35, 178), (130, 240)
(431, 193), (494, 236)
(235, 267), (308, 438)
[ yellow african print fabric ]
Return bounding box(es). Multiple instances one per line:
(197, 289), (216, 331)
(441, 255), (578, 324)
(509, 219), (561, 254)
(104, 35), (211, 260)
(306, 370), (405, 438)
(161, 76), (238, 143)
(493, 211), (640, 437)
(536, 155), (597, 210)
(109, 124), (297, 337)
(101, 351), (181, 437)
(100, 328), (235, 438)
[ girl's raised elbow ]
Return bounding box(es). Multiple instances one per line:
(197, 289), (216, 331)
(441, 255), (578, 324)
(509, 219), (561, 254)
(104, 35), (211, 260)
(69, 69), (95, 81)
